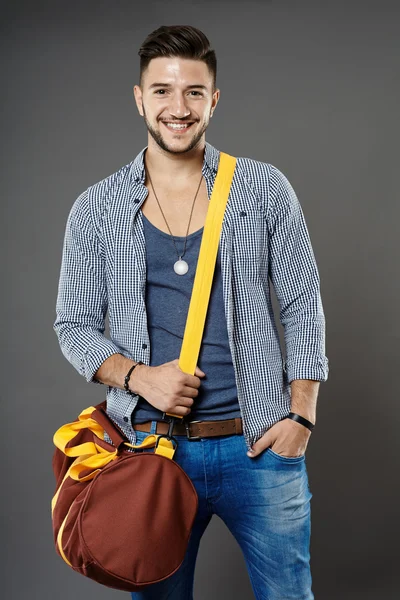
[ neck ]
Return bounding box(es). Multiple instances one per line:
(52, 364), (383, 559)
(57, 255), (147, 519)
(144, 136), (205, 183)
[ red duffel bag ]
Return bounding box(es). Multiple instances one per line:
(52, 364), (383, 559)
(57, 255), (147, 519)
(51, 401), (198, 591)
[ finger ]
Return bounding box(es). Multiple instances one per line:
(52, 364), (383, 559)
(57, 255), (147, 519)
(181, 385), (199, 398)
(182, 373), (203, 388)
(172, 360), (205, 377)
(176, 400), (193, 416)
(167, 403), (192, 417)
(247, 437), (273, 458)
(176, 394), (196, 407)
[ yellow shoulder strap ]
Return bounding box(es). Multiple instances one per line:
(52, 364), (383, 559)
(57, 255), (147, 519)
(165, 151), (237, 417)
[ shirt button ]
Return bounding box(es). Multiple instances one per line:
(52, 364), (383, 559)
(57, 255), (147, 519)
(134, 198), (140, 203)
(123, 417), (129, 422)
(142, 343), (147, 349)
(240, 211), (247, 217)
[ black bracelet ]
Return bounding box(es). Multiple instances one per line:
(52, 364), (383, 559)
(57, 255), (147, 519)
(287, 412), (315, 432)
(124, 361), (144, 396)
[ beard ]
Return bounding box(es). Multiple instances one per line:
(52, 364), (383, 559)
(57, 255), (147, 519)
(142, 104), (210, 154)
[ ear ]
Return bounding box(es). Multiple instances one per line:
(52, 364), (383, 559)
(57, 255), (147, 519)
(133, 85), (144, 116)
(210, 88), (220, 117)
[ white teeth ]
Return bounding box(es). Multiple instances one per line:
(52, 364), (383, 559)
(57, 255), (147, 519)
(164, 123), (192, 129)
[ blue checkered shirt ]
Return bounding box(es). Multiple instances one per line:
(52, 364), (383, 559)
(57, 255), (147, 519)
(53, 141), (329, 451)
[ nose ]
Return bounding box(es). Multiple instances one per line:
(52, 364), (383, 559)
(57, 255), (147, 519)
(169, 92), (190, 119)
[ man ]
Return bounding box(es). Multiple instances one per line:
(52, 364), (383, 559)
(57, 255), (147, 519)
(54, 24), (329, 600)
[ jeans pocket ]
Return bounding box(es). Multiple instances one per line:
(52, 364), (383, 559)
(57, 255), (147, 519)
(267, 448), (305, 462)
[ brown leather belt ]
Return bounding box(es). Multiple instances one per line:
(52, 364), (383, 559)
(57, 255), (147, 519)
(133, 417), (243, 441)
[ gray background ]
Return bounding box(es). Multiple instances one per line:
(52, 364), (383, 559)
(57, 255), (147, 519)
(2, 0), (399, 598)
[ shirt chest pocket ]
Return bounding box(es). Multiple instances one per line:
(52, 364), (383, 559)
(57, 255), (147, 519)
(230, 208), (265, 265)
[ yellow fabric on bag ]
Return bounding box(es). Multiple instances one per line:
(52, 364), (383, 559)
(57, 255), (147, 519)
(53, 405), (104, 456)
(57, 509), (73, 567)
(52, 407), (172, 485)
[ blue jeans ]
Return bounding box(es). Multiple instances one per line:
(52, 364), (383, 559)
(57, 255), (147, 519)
(130, 420), (314, 600)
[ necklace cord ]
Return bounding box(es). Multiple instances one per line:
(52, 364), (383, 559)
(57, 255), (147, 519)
(146, 168), (204, 260)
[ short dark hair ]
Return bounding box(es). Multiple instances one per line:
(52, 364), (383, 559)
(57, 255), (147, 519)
(138, 25), (217, 91)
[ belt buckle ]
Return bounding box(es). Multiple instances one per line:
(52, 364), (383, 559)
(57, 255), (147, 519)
(184, 419), (202, 441)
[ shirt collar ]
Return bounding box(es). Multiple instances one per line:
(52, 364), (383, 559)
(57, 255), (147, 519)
(130, 140), (220, 184)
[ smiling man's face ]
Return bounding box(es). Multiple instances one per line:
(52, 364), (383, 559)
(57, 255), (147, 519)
(133, 56), (220, 154)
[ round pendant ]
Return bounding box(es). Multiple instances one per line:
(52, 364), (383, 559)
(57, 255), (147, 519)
(174, 258), (189, 275)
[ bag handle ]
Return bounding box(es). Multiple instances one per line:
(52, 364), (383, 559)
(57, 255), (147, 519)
(92, 402), (126, 448)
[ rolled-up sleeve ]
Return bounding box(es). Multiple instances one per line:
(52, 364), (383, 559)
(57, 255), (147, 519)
(53, 188), (122, 384)
(267, 167), (329, 383)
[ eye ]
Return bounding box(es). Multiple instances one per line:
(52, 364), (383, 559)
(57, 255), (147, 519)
(189, 91), (202, 96)
(154, 89), (166, 95)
